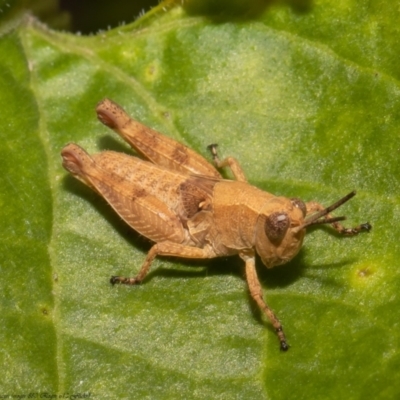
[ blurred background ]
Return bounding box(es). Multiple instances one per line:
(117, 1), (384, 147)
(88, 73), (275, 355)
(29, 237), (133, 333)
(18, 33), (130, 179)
(59, 0), (159, 33)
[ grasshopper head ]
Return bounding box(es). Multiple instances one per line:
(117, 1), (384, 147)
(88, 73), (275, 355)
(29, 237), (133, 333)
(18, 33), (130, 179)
(255, 191), (359, 268)
(255, 197), (307, 268)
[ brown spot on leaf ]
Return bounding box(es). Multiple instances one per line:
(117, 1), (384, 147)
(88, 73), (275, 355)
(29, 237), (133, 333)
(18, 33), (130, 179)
(358, 268), (373, 278)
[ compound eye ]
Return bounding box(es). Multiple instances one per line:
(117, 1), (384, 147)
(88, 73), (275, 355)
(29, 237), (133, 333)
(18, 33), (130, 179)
(290, 198), (307, 217)
(264, 212), (290, 242)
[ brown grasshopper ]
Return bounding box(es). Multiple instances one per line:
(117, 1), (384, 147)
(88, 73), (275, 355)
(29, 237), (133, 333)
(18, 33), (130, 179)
(61, 98), (371, 351)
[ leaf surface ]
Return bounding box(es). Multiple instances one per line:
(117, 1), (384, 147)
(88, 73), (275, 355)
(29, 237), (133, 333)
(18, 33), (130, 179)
(1, 1), (399, 398)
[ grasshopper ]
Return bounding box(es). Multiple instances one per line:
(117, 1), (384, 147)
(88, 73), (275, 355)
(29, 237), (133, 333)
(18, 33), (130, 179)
(61, 99), (371, 351)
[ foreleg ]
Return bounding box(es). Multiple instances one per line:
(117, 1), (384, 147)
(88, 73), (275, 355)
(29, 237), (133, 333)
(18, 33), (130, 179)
(241, 251), (289, 351)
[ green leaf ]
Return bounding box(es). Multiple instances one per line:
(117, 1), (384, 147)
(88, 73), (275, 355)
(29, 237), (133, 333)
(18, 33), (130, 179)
(1, 1), (399, 398)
